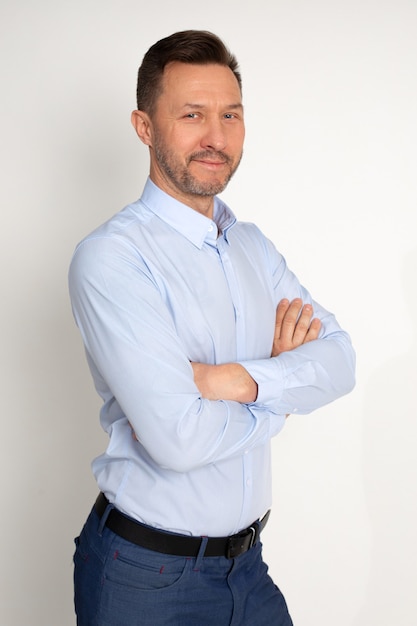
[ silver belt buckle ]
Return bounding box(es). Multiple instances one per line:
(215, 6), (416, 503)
(248, 525), (257, 549)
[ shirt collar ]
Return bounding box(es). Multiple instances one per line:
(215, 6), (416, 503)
(139, 178), (236, 249)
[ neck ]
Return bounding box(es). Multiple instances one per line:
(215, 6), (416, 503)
(149, 171), (215, 219)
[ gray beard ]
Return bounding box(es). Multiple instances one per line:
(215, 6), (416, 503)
(154, 142), (242, 197)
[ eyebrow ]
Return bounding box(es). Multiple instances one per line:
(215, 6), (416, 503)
(182, 103), (244, 110)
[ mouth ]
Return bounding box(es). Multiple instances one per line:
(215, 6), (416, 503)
(190, 151), (230, 163)
(190, 153), (230, 172)
(192, 159), (227, 170)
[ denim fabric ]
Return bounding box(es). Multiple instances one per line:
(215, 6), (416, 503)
(74, 507), (293, 626)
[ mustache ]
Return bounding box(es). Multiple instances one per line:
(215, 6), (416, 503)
(188, 150), (232, 165)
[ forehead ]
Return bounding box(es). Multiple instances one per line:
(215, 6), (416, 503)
(159, 62), (242, 106)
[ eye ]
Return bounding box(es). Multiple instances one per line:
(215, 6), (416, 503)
(224, 112), (241, 121)
(184, 112), (199, 119)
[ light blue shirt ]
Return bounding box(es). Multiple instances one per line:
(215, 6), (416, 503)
(69, 178), (355, 536)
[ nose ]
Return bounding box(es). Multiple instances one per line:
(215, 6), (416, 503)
(201, 117), (227, 151)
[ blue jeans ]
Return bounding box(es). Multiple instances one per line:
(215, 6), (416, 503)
(74, 506), (294, 625)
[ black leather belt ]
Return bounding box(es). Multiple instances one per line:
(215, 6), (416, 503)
(95, 493), (270, 559)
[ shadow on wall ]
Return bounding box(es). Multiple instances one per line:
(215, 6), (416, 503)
(2, 83), (149, 623)
(354, 248), (417, 626)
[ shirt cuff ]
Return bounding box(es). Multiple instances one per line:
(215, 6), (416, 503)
(239, 356), (284, 406)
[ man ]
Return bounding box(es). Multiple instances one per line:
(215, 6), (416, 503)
(69, 30), (355, 625)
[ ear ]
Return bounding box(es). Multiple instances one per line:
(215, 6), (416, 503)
(131, 110), (153, 147)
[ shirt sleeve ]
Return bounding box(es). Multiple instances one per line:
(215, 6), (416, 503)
(239, 234), (356, 416)
(69, 236), (286, 474)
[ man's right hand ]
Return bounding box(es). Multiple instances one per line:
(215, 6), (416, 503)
(190, 298), (321, 405)
(272, 298), (321, 357)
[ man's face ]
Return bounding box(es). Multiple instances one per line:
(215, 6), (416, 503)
(145, 62), (245, 212)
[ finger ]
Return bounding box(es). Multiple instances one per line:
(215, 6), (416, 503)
(280, 298), (303, 342)
(303, 317), (322, 343)
(274, 299), (290, 337)
(292, 303), (314, 345)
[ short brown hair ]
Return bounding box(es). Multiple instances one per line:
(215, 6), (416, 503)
(136, 30), (242, 114)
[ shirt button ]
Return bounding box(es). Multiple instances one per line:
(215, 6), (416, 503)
(246, 478), (252, 487)
(208, 224), (214, 232)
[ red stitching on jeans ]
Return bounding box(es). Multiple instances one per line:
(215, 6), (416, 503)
(113, 550), (119, 560)
(159, 566), (165, 574)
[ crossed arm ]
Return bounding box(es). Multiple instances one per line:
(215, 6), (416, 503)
(191, 298), (321, 403)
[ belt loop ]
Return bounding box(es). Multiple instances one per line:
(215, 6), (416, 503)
(98, 501), (114, 537)
(194, 537), (208, 570)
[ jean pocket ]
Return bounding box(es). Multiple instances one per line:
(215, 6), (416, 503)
(104, 545), (190, 592)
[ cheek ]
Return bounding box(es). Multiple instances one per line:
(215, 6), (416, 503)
(171, 124), (202, 148)
(228, 126), (245, 152)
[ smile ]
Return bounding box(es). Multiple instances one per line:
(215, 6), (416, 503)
(192, 159), (228, 169)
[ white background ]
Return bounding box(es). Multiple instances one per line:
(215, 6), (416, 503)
(1, 1), (416, 624)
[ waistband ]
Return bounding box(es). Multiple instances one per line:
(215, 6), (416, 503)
(95, 493), (270, 559)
